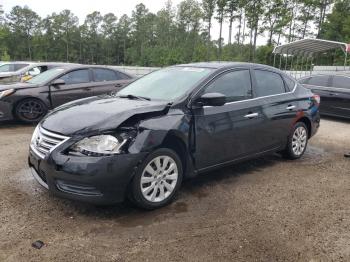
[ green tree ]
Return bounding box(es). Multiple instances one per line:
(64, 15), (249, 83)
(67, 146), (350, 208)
(6, 6), (40, 60)
(216, 0), (227, 58)
(83, 11), (103, 63)
(202, 0), (216, 58)
(226, 0), (239, 45)
(101, 13), (117, 64)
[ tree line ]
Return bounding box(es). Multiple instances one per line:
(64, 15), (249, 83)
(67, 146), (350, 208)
(0, 0), (349, 67)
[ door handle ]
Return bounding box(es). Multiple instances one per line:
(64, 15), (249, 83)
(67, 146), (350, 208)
(329, 93), (338, 96)
(286, 105), (296, 110)
(244, 112), (259, 119)
(85, 87), (92, 91)
(115, 84), (123, 88)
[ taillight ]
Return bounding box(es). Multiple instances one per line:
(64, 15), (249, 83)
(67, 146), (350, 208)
(312, 94), (320, 104)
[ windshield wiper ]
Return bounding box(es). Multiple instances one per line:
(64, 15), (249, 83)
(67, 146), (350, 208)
(118, 94), (151, 101)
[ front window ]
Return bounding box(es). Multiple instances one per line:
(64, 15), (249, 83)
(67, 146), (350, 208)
(27, 68), (65, 85)
(117, 67), (213, 101)
(60, 69), (90, 84)
(204, 70), (252, 102)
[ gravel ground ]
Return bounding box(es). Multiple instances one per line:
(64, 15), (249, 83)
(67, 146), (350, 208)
(0, 118), (349, 262)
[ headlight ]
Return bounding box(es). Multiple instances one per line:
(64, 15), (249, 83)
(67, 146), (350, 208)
(71, 135), (128, 156)
(0, 89), (15, 99)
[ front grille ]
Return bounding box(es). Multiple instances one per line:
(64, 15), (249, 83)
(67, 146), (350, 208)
(30, 126), (70, 159)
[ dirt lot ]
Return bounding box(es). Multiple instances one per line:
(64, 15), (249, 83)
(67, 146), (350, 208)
(0, 118), (349, 262)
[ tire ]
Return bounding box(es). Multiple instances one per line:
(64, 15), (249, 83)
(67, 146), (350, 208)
(14, 98), (48, 124)
(129, 148), (183, 210)
(283, 122), (309, 160)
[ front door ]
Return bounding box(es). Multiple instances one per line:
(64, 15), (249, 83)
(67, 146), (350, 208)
(193, 68), (266, 169)
(50, 69), (95, 107)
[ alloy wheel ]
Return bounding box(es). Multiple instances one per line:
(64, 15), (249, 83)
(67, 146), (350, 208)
(140, 155), (179, 203)
(17, 100), (45, 121)
(292, 126), (307, 156)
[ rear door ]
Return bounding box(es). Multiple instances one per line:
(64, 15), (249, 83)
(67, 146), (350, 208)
(301, 75), (333, 114)
(193, 68), (266, 169)
(251, 69), (298, 149)
(328, 76), (350, 118)
(50, 68), (96, 107)
(91, 68), (131, 96)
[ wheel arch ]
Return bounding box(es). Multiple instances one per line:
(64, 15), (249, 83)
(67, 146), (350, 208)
(296, 116), (312, 138)
(159, 131), (193, 178)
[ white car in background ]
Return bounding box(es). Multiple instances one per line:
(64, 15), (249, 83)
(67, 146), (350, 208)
(0, 62), (77, 84)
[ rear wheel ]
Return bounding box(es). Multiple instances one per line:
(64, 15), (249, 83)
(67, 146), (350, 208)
(129, 148), (183, 210)
(283, 122), (308, 160)
(14, 98), (48, 123)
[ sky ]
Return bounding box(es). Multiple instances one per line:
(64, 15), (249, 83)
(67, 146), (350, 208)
(1, 0), (267, 45)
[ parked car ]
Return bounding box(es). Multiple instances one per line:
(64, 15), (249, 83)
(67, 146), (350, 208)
(298, 74), (350, 119)
(0, 62), (73, 84)
(28, 62), (320, 209)
(0, 65), (133, 123)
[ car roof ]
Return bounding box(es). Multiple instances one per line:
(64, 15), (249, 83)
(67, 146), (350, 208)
(51, 64), (133, 77)
(174, 61), (281, 71)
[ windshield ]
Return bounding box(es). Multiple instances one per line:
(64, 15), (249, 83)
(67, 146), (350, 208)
(27, 68), (65, 85)
(117, 67), (213, 101)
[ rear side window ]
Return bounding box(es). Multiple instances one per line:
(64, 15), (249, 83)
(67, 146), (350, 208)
(254, 70), (285, 97)
(307, 75), (330, 87)
(93, 68), (120, 82)
(204, 69), (252, 102)
(332, 76), (350, 89)
(60, 69), (90, 84)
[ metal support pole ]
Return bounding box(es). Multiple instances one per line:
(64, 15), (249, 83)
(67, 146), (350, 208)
(309, 56), (313, 75)
(284, 51), (289, 71)
(295, 55), (299, 78)
(299, 56), (305, 79)
(290, 54), (294, 76)
(344, 51), (348, 70)
(273, 53), (277, 68)
(279, 54), (283, 70)
(304, 56), (309, 77)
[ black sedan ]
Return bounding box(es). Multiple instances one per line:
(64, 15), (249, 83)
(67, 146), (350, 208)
(28, 62), (320, 209)
(0, 65), (133, 123)
(298, 74), (350, 119)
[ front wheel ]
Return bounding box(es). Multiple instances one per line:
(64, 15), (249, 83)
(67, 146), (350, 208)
(14, 98), (48, 124)
(283, 122), (309, 160)
(129, 148), (183, 210)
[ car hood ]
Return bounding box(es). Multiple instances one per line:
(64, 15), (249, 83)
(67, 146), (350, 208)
(41, 96), (171, 136)
(0, 82), (38, 91)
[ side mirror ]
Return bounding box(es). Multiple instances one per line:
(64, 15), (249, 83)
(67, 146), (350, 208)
(51, 79), (65, 86)
(196, 92), (226, 107)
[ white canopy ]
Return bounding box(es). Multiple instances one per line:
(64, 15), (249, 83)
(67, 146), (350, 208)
(273, 38), (348, 57)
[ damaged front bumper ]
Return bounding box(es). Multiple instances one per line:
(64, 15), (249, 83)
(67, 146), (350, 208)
(28, 147), (148, 205)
